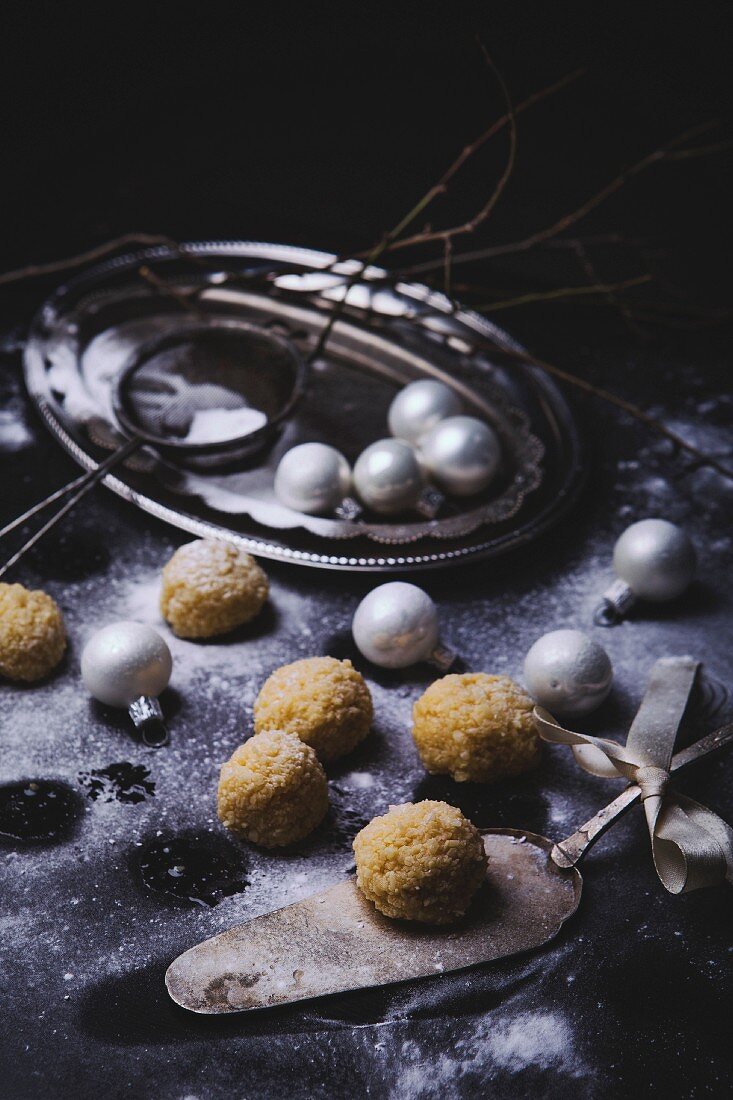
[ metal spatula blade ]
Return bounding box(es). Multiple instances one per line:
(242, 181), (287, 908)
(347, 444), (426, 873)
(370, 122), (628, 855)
(165, 831), (580, 1015)
(166, 720), (732, 1015)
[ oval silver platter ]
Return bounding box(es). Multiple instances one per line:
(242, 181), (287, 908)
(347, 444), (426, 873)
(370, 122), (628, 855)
(23, 241), (585, 571)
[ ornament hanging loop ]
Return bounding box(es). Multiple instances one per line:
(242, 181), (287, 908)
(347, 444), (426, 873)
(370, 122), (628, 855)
(129, 695), (170, 747)
(427, 643), (459, 672)
(593, 578), (636, 627)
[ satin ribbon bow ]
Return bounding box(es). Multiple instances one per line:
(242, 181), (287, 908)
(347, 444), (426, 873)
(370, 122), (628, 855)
(533, 656), (733, 894)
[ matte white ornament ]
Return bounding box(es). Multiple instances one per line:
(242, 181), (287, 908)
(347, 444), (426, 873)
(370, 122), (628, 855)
(352, 439), (426, 515)
(388, 380), (463, 445)
(81, 621), (173, 746)
(595, 519), (696, 625)
(523, 629), (613, 717)
(352, 582), (445, 669)
(274, 442), (352, 515)
(419, 415), (501, 497)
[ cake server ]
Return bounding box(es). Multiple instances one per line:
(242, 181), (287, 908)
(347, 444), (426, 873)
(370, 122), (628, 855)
(166, 659), (732, 1014)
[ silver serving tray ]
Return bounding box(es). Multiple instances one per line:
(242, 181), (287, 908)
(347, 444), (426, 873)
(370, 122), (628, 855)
(24, 241), (585, 571)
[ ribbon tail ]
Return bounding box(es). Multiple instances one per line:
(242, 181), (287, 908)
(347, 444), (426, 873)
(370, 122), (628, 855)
(650, 795), (733, 894)
(534, 707), (640, 781)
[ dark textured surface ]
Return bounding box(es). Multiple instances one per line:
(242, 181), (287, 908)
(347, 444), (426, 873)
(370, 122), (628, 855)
(1, 6), (733, 1098)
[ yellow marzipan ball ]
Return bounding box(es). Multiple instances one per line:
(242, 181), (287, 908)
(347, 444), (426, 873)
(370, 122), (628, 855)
(353, 800), (487, 924)
(412, 672), (539, 783)
(0, 583), (66, 682)
(160, 539), (268, 638)
(254, 656), (372, 762)
(217, 730), (328, 847)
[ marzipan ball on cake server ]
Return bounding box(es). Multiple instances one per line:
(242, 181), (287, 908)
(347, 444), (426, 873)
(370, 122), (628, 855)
(217, 730), (328, 847)
(0, 583), (66, 682)
(160, 539), (268, 638)
(412, 672), (539, 782)
(353, 801), (487, 924)
(254, 656), (373, 762)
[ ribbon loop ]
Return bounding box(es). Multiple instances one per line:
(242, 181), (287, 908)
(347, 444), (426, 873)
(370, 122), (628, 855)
(534, 657), (733, 894)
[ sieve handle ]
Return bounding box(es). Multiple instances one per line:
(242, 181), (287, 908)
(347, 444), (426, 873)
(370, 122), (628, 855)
(0, 437), (140, 580)
(552, 721), (733, 869)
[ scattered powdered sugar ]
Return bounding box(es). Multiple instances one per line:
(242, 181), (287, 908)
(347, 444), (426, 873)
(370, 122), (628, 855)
(388, 1009), (588, 1098)
(485, 1010), (577, 1072)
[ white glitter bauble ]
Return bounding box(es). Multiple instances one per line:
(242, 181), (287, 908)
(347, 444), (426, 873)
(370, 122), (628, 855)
(612, 519), (696, 602)
(523, 629), (613, 717)
(352, 582), (439, 668)
(352, 439), (425, 515)
(419, 415), (501, 497)
(81, 621), (172, 708)
(274, 442), (352, 515)
(388, 380), (463, 445)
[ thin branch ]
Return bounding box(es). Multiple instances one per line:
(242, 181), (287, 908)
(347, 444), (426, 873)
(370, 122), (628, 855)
(353, 66), (583, 261)
(382, 41), (519, 254)
(0, 233), (179, 288)
(401, 122), (718, 276)
(502, 344), (733, 480)
(570, 239), (647, 337)
(137, 265), (203, 316)
(443, 237), (453, 298)
(474, 273), (652, 312)
(664, 137), (733, 160)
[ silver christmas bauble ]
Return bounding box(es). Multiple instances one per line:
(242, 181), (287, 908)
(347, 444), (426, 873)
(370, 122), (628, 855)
(523, 629), (613, 717)
(352, 582), (439, 668)
(274, 442), (352, 515)
(612, 519), (696, 602)
(419, 415), (501, 497)
(353, 439), (425, 515)
(81, 621), (172, 708)
(388, 380), (463, 445)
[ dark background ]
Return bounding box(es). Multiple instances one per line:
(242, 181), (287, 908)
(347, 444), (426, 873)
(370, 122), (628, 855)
(1, 4), (732, 1099)
(2, 1), (732, 293)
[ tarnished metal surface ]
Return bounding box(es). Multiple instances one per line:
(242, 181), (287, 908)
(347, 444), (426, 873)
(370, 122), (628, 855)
(165, 830), (580, 1014)
(22, 241), (585, 572)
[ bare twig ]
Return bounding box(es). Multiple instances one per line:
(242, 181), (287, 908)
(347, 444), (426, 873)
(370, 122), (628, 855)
(137, 265), (203, 316)
(503, 344), (733, 480)
(570, 240), (647, 336)
(0, 233), (179, 288)
(401, 122), (719, 276)
(353, 66), (583, 261)
(475, 273), (652, 312)
(381, 41), (519, 254)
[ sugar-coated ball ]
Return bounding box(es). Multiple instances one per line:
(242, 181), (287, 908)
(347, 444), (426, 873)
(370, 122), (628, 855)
(353, 800), (487, 924)
(160, 539), (268, 638)
(217, 730), (328, 847)
(0, 583), (66, 682)
(254, 656), (372, 762)
(412, 673), (539, 782)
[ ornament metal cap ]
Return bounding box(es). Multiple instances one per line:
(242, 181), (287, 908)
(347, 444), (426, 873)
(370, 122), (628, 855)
(129, 695), (169, 747)
(594, 519), (696, 627)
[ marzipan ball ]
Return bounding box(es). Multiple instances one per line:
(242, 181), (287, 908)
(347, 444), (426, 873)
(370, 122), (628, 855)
(160, 539), (268, 638)
(254, 656), (373, 762)
(0, 583), (66, 682)
(412, 672), (539, 782)
(217, 730), (328, 847)
(353, 800), (487, 924)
